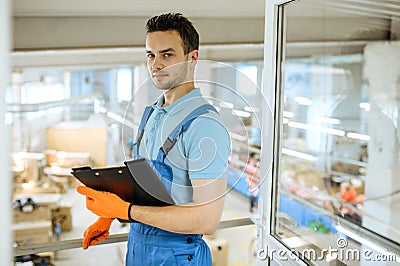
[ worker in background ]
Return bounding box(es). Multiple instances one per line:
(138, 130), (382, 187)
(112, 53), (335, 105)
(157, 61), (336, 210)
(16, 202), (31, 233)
(341, 181), (357, 203)
(340, 181), (362, 225)
(77, 13), (231, 265)
(246, 175), (259, 213)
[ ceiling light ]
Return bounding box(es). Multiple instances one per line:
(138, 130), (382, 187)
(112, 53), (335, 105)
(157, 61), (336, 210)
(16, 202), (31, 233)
(283, 111), (294, 118)
(346, 132), (370, 141)
(294, 96), (312, 106)
(232, 109), (252, 118)
(282, 148), (316, 161)
(288, 121), (345, 137)
(219, 101), (235, 109)
(359, 102), (370, 112)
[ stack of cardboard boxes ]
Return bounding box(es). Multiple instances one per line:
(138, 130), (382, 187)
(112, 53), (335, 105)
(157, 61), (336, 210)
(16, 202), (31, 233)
(11, 150), (86, 246)
(12, 194), (64, 245)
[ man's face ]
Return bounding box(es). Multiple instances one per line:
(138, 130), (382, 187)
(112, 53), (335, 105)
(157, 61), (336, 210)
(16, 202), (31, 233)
(146, 30), (194, 90)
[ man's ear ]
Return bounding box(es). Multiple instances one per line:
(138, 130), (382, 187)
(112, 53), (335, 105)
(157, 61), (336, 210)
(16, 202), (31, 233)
(189, 50), (199, 63)
(188, 50), (199, 71)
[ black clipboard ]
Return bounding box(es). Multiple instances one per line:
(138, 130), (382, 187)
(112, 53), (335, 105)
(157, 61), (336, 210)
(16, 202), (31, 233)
(72, 158), (175, 216)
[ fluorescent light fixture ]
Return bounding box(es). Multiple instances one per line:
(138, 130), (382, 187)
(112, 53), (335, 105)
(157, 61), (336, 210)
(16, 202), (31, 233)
(316, 116), (340, 125)
(295, 96), (312, 106)
(312, 127), (345, 136)
(309, 67), (346, 75)
(288, 121), (309, 130)
(244, 106), (260, 113)
(232, 109), (252, 118)
(230, 131), (247, 142)
(283, 111), (294, 118)
(106, 111), (137, 130)
(106, 111), (125, 124)
(359, 102), (370, 112)
(282, 148), (316, 161)
(346, 132), (370, 141)
(219, 101), (235, 109)
(335, 225), (400, 262)
(288, 121), (345, 136)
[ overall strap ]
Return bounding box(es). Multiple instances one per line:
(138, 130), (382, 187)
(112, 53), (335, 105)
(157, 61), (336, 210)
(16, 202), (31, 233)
(133, 104), (156, 159)
(156, 104), (218, 162)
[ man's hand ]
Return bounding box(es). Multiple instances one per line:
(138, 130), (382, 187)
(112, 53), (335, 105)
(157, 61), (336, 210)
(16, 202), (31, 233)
(76, 186), (130, 220)
(83, 217), (114, 250)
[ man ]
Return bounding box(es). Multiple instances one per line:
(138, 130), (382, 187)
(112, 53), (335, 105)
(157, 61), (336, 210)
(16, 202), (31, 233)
(341, 181), (357, 203)
(77, 13), (231, 265)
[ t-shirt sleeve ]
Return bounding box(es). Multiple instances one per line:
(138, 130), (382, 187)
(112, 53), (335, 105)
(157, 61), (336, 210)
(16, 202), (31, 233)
(184, 114), (231, 179)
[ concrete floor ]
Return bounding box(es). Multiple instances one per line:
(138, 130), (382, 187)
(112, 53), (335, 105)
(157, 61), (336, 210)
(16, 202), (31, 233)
(52, 188), (257, 266)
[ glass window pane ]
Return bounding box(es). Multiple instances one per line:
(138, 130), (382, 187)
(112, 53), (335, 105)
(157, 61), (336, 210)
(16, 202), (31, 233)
(117, 67), (133, 102)
(273, 0), (400, 264)
(237, 64), (258, 96)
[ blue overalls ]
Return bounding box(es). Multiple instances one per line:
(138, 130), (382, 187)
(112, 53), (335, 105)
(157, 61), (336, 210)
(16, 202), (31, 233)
(126, 102), (217, 266)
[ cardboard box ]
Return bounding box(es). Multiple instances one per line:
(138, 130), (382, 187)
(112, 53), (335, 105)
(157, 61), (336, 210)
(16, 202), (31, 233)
(45, 149), (58, 166)
(14, 184), (62, 195)
(50, 151), (91, 168)
(296, 171), (325, 190)
(13, 221), (52, 245)
(51, 205), (72, 232)
(46, 115), (108, 167)
(45, 175), (68, 193)
(14, 193), (61, 209)
(12, 166), (24, 183)
(46, 166), (78, 190)
(205, 238), (229, 266)
(14, 206), (51, 223)
(12, 152), (46, 182)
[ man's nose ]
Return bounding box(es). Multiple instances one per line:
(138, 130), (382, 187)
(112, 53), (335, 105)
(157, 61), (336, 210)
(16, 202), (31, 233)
(151, 57), (164, 71)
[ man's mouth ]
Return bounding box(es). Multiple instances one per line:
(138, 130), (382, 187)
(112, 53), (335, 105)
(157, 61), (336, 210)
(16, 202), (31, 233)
(152, 72), (168, 78)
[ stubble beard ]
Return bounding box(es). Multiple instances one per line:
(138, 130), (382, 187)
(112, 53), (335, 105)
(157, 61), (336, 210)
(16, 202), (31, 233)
(152, 61), (190, 91)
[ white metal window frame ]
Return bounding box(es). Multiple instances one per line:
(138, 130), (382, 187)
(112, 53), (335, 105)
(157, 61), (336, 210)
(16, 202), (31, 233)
(257, 0), (309, 265)
(1, 0), (12, 265)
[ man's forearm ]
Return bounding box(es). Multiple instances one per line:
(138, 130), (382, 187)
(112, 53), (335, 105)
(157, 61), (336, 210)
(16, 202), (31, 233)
(129, 197), (225, 235)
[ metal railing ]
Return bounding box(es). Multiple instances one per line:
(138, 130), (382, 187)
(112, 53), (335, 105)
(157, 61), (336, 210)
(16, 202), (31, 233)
(14, 217), (253, 256)
(6, 93), (104, 113)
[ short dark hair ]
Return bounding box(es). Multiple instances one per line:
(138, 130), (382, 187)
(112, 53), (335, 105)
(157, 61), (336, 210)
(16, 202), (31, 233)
(145, 13), (199, 54)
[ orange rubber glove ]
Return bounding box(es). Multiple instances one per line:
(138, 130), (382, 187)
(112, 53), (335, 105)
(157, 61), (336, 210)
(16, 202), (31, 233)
(82, 217), (114, 250)
(76, 186), (131, 220)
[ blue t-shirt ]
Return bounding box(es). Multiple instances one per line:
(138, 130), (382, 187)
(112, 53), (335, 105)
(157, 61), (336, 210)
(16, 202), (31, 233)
(139, 88), (231, 204)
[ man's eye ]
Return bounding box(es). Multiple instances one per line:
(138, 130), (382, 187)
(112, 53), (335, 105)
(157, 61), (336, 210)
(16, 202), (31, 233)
(147, 54), (154, 59)
(164, 53), (173, 58)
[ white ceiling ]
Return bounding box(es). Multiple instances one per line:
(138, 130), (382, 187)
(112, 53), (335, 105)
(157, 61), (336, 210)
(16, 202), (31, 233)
(286, 0), (400, 20)
(13, 0), (400, 19)
(11, 0), (400, 51)
(12, 0), (266, 17)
